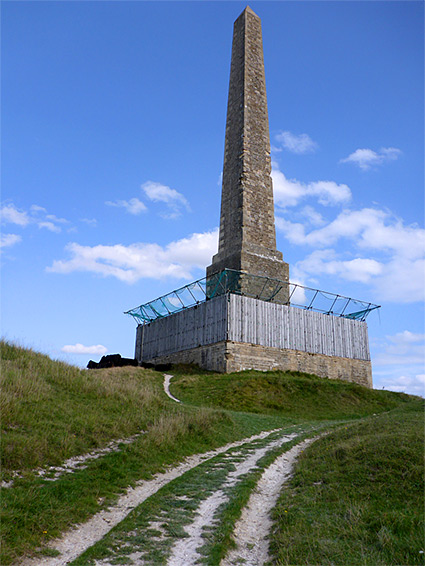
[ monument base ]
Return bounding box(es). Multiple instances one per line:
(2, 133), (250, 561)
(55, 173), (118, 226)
(135, 293), (373, 388)
(140, 341), (372, 388)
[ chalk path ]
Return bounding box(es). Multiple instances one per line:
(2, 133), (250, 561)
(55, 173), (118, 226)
(20, 429), (284, 566)
(163, 373), (181, 403)
(221, 437), (316, 566)
(19, 374), (319, 566)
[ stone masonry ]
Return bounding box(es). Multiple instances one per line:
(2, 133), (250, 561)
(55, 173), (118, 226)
(140, 341), (372, 389)
(206, 7), (289, 303)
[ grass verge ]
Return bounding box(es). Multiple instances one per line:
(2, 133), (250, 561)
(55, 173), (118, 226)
(269, 400), (425, 566)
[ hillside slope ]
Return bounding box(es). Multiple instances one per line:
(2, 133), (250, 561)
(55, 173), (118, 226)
(1, 341), (423, 565)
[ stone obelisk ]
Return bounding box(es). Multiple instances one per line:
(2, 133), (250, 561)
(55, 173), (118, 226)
(134, 6), (373, 387)
(206, 6), (289, 298)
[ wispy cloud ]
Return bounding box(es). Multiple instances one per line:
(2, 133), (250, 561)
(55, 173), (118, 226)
(80, 218), (98, 227)
(105, 198), (147, 215)
(340, 147), (402, 170)
(142, 181), (190, 218)
(38, 221), (61, 233)
(48, 229), (219, 283)
(61, 343), (108, 355)
(372, 331), (425, 396)
(0, 204), (30, 226)
(373, 368), (425, 397)
(1, 202), (70, 233)
(275, 131), (318, 154)
(272, 163), (351, 207)
(375, 331), (425, 365)
(106, 181), (190, 219)
(0, 233), (22, 249)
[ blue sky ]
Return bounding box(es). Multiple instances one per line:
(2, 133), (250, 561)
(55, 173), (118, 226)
(2, 1), (424, 396)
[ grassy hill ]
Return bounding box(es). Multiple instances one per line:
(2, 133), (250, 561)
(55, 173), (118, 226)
(1, 340), (423, 565)
(170, 365), (410, 419)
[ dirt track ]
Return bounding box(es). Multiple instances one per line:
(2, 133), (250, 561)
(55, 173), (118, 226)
(20, 375), (317, 566)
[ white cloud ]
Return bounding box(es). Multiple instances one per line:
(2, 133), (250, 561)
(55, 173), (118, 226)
(281, 208), (425, 303)
(142, 181), (188, 206)
(300, 206), (326, 227)
(30, 205), (47, 213)
(142, 181), (190, 218)
(106, 198), (147, 215)
(294, 251), (424, 304)
(106, 182), (190, 219)
(276, 208), (425, 259)
(373, 257), (425, 303)
(295, 250), (383, 284)
(388, 330), (425, 345)
(1, 202), (70, 234)
(80, 218), (97, 226)
(62, 343), (108, 355)
(38, 221), (61, 233)
(45, 213), (69, 224)
(0, 233), (22, 249)
(374, 371), (425, 397)
(48, 228), (219, 283)
(0, 204), (30, 226)
(340, 147), (402, 170)
(275, 131), (318, 154)
(272, 164), (351, 208)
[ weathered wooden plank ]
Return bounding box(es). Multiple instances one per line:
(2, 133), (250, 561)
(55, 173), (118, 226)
(139, 293), (371, 362)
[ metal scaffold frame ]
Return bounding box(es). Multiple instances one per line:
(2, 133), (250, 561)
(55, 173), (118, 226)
(124, 268), (380, 325)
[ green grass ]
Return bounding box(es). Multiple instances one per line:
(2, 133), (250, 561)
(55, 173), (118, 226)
(171, 367), (410, 420)
(1, 340), (167, 475)
(1, 341), (423, 565)
(270, 400), (425, 565)
(0, 341), (286, 564)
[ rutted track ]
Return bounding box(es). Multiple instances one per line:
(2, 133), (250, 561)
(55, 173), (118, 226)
(221, 437), (316, 566)
(1, 432), (146, 489)
(19, 374), (321, 566)
(74, 428), (319, 566)
(20, 428), (292, 566)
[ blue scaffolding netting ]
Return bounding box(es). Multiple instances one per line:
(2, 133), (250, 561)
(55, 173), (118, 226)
(125, 268), (380, 325)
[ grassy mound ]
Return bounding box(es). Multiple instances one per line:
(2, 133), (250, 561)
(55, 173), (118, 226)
(171, 368), (410, 420)
(1, 340), (167, 475)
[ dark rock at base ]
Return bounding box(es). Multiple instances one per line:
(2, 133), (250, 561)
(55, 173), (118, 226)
(87, 354), (138, 369)
(140, 362), (172, 371)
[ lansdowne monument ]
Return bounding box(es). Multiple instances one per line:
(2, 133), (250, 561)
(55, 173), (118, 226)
(126, 7), (379, 388)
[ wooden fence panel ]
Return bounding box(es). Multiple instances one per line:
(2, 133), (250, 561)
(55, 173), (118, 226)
(138, 294), (370, 362)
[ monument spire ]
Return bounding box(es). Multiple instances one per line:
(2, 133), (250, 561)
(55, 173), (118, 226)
(207, 6), (289, 291)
